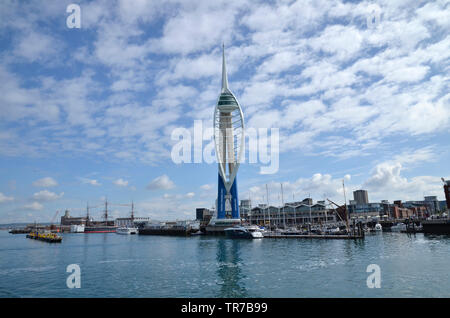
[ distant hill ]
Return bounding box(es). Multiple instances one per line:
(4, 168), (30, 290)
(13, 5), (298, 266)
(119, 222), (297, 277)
(0, 222), (54, 230)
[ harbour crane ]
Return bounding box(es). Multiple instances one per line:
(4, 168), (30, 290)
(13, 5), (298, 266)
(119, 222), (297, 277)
(326, 198), (348, 230)
(50, 210), (59, 231)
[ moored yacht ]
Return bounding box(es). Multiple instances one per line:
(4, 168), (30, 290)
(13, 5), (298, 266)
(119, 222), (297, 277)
(224, 225), (264, 239)
(390, 223), (406, 232)
(70, 224), (85, 233)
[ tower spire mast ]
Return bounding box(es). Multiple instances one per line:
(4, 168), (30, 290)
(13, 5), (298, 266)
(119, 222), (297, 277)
(221, 43), (229, 92)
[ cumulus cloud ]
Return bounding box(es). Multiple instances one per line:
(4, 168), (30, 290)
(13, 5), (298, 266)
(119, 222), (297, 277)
(200, 184), (213, 191)
(24, 202), (44, 211)
(80, 178), (101, 186)
(113, 178), (129, 187)
(0, 0), (448, 166)
(32, 190), (64, 201)
(32, 177), (58, 187)
(147, 175), (175, 190)
(0, 193), (14, 203)
(247, 173), (350, 207)
(363, 162), (444, 201)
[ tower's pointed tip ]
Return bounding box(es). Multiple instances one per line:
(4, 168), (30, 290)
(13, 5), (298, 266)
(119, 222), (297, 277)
(221, 43), (229, 92)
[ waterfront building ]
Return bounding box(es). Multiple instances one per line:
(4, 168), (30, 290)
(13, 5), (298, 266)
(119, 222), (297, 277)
(389, 205), (427, 219)
(196, 208), (211, 221)
(249, 199), (335, 227)
(60, 209), (88, 226)
(239, 200), (252, 220)
(439, 200), (448, 212)
(353, 190), (369, 205)
(115, 217), (151, 228)
(404, 196), (441, 214)
(207, 45), (245, 233)
(348, 202), (383, 219)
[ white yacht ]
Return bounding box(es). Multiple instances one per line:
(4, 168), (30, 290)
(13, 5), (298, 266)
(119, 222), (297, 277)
(390, 223), (406, 232)
(224, 225), (264, 239)
(116, 227), (138, 235)
(70, 224), (85, 233)
(374, 223), (382, 231)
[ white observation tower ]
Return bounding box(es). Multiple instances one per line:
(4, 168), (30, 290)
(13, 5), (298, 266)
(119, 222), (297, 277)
(207, 45), (245, 233)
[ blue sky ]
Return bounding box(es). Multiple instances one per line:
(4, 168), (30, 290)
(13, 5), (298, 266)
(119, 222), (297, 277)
(0, 0), (449, 223)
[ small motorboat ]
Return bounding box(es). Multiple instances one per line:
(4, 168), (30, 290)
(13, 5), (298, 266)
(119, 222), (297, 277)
(374, 223), (382, 231)
(224, 225), (264, 239)
(390, 223), (406, 232)
(116, 227), (138, 235)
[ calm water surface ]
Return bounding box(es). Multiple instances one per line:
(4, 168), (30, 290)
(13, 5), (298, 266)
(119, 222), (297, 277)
(0, 230), (449, 297)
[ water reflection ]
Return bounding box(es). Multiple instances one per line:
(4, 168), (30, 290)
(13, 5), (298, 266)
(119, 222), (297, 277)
(215, 239), (247, 297)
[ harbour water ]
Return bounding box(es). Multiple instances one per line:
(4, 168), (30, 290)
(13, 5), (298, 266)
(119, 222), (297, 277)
(0, 230), (449, 298)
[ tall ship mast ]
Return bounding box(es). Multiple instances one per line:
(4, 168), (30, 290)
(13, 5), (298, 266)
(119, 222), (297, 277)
(84, 198), (117, 233)
(103, 199), (108, 225)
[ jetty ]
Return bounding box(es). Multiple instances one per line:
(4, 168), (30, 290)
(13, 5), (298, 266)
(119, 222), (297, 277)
(263, 232), (363, 239)
(422, 219), (450, 234)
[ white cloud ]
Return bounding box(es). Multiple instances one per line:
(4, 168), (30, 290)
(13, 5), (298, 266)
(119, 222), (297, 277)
(363, 162), (444, 201)
(147, 174), (175, 190)
(80, 178), (101, 186)
(113, 178), (129, 187)
(309, 25), (363, 61)
(32, 177), (58, 187)
(24, 202), (44, 211)
(13, 31), (61, 62)
(150, 2), (240, 55)
(32, 190), (64, 201)
(247, 173), (349, 207)
(0, 193), (14, 203)
(185, 192), (195, 198)
(200, 184), (213, 191)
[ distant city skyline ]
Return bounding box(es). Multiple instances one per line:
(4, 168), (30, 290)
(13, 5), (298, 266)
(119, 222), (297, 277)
(0, 0), (449, 223)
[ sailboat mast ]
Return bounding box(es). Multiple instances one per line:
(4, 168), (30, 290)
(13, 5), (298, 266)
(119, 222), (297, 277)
(266, 184), (271, 228)
(342, 180), (349, 232)
(281, 183), (285, 228)
(104, 199), (108, 224)
(86, 203), (90, 226)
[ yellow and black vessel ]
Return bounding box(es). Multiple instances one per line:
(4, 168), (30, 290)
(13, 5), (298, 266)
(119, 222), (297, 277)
(26, 231), (62, 243)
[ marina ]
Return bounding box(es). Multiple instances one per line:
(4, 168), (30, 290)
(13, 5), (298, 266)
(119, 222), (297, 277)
(0, 0), (448, 305)
(1, 229), (450, 298)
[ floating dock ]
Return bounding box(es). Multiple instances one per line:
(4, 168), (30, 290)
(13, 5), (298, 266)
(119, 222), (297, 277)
(263, 233), (364, 239)
(421, 219), (450, 234)
(9, 228), (31, 234)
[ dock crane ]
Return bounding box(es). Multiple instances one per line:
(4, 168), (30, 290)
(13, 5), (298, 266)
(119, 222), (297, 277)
(326, 198), (349, 232)
(50, 210), (60, 232)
